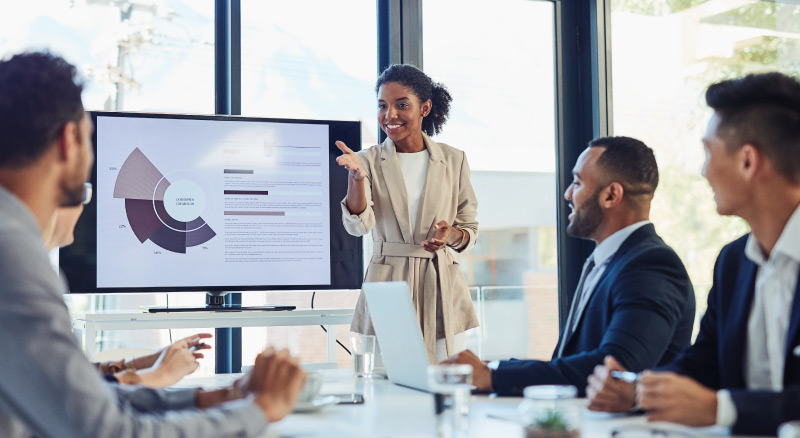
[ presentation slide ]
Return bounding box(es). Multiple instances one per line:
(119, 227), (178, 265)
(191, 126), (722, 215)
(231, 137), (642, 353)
(95, 116), (331, 288)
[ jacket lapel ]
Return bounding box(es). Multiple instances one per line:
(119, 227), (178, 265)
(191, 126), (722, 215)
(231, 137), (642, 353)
(722, 255), (757, 388)
(414, 134), (445, 243)
(566, 224), (656, 339)
(379, 139), (413, 244)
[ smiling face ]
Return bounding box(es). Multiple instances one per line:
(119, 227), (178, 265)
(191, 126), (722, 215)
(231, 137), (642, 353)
(701, 113), (748, 216)
(377, 82), (431, 145)
(564, 147), (607, 241)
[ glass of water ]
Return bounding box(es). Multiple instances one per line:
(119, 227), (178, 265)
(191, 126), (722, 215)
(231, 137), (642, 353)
(350, 334), (376, 378)
(779, 421), (800, 438)
(428, 364), (473, 438)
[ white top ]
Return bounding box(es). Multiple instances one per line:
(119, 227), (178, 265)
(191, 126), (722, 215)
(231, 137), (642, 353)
(396, 149), (430, 234)
(571, 220), (651, 330)
(717, 203), (800, 428)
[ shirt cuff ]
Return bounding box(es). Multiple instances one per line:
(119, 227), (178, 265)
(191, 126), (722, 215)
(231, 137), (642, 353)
(715, 389), (737, 429)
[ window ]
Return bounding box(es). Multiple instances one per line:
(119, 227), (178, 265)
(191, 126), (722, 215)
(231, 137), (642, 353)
(0, 0), (214, 113)
(423, 0), (559, 360)
(608, 0), (799, 311)
(240, 0), (378, 149)
(238, 0), (377, 368)
(2, 0), (217, 373)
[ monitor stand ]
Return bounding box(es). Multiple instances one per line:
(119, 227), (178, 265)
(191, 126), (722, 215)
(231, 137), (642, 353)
(144, 291), (296, 313)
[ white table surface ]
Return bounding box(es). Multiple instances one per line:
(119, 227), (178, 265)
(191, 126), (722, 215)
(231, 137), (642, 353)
(177, 369), (733, 438)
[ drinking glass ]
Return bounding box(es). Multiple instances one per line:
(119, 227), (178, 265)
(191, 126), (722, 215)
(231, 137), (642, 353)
(779, 421), (800, 438)
(428, 364), (473, 438)
(350, 334), (376, 378)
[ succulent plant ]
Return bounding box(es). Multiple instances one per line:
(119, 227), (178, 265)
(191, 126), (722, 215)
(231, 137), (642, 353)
(534, 409), (569, 431)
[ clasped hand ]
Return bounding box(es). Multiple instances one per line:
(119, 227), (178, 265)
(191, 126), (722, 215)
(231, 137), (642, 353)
(587, 355), (718, 427)
(421, 221), (460, 253)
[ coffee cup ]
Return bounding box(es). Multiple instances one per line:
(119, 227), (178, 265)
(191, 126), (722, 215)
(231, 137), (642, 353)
(297, 371), (323, 403)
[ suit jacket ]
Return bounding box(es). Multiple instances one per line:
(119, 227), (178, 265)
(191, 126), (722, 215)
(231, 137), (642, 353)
(341, 134), (479, 361)
(492, 224), (695, 396)
(661, 234), (800, 435)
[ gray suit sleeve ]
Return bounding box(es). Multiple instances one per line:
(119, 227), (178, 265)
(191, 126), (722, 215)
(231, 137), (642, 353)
(0, 230), (268, 438)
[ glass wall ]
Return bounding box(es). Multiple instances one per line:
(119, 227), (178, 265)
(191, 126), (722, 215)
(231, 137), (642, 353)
(608, 0), (800, 312)
(423, 0), (559, 360)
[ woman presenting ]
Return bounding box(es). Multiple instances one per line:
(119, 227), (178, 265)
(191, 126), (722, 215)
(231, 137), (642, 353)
(336, 64), (479, 363)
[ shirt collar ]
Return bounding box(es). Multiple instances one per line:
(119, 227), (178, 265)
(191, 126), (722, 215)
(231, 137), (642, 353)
(745, 203), (800, 266)
(593, 220), (651, 266)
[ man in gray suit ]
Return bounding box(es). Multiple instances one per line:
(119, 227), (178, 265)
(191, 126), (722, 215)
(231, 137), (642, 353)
(0, 51), (306, 437)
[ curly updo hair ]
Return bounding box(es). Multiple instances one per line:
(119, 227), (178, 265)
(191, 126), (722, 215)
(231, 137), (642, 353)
(375, 64), (452, 137)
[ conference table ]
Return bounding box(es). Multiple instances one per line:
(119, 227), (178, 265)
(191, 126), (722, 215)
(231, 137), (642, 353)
(177, 369), (734, 438)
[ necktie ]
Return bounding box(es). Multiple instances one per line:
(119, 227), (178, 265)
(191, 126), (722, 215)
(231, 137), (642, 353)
(557, 255), (595, 357)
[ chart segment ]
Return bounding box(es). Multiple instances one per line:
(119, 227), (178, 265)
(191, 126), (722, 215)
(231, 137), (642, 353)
(114, 148), (216, 253)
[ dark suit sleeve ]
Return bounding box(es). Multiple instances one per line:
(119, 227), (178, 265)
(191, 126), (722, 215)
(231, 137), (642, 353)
(491, 247), (692, 396)
(728, 387), (800, 435)
(657, 248), (727, 390)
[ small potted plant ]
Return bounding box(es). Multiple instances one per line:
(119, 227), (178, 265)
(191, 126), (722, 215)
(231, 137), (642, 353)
(524, 409), (580, 438)
(519, 386), (581, 438)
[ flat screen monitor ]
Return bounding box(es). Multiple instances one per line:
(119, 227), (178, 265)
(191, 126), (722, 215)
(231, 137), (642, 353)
(60, 111), (363, 294)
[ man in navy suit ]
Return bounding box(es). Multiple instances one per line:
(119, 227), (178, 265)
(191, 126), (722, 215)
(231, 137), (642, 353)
(587, 72), (800, 436)
(445, 137), (696, 395)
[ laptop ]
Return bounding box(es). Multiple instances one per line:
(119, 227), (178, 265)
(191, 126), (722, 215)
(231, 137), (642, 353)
(362, 281), (431, 392)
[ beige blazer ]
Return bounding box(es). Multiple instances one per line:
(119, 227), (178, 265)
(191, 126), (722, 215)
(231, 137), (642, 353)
(341, 133), (479, 362)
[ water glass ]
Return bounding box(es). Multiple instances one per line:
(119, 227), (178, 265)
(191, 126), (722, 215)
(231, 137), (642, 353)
(428, 364), (473, 438)
(779, 421), (800, 438)
(350, 334), (376, 378)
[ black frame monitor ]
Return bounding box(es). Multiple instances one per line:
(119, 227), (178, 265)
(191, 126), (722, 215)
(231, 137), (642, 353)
(61, 111), (363, 294)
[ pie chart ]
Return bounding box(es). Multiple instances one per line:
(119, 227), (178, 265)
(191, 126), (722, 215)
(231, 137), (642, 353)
(113, 148), (216, 254)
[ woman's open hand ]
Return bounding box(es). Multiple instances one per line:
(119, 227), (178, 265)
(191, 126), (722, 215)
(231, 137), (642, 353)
(335, 141), (365, 181)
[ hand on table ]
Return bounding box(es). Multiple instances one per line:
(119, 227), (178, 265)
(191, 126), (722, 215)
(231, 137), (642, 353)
(249, 347), (307, 423)
(586, 355), (637, 413)
(335, 141), (366, 181)
(637, 371), (718, 427)
(442, 349), (492, 390)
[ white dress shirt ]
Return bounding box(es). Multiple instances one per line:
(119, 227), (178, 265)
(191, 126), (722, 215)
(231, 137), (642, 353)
(396, 149), (430, 234)
(716, 203), (800, 428)
(571, 220), (651, 330)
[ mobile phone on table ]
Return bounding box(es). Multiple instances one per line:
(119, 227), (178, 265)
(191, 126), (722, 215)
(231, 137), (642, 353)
(333, 393), (364, 404)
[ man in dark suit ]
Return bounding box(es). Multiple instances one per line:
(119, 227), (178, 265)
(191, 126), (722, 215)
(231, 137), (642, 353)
(445, 136), (696, 395)
(586, 72), (800, 436)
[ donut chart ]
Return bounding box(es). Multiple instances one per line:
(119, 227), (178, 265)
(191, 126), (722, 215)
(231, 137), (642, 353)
(113, 148), (216, 254)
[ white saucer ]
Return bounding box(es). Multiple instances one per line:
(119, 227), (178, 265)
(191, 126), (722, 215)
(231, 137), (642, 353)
(293, 395), (339, 413)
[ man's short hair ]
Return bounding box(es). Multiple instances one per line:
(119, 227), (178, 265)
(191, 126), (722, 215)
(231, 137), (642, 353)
(706, 72), (800, 184)
(0, 51), (85, 168)
(589, 136), (659, 197)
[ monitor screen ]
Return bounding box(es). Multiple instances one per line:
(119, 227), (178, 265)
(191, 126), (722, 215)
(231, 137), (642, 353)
(61, 111), (363, 293)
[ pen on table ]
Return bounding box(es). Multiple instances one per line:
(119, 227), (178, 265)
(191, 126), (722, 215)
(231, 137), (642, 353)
(610, 370), (640, 383)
